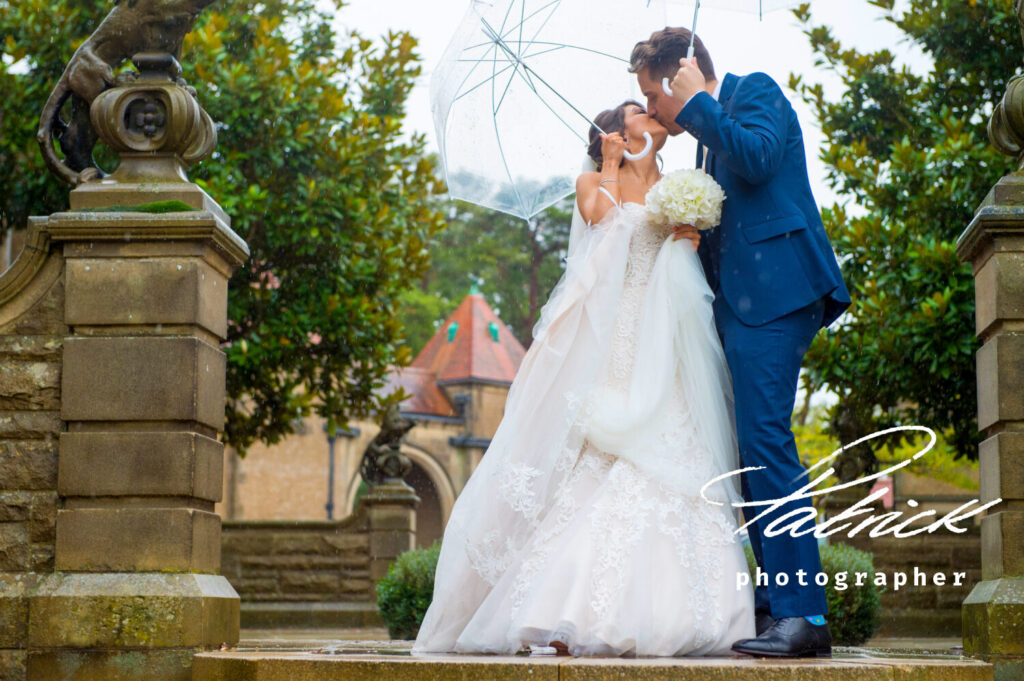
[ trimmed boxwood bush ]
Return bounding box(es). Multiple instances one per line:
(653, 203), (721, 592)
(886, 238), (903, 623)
(376, 541), (441, 640)
(743, 541), (881, 645)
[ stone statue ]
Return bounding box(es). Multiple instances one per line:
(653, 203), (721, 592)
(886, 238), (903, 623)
(989, 0), (1024, 164)
(359, 404), (416, 485)
(37, 0), (218, 186)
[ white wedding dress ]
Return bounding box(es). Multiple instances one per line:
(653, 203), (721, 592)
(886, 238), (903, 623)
(412, 197), (755, 657)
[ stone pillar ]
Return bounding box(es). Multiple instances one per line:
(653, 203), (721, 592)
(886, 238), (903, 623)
(7, 54), (248, 680)
(363, 481), (419, 595)
(957, 176), (1024, 679)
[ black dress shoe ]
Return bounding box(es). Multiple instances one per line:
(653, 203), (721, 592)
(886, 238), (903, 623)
(755, 611), (775, 637)
(731, 616), (832, 658)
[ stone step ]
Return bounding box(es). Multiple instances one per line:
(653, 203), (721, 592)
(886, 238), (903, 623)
(239, 601), (384, 629)
(193, 649), (994, 681)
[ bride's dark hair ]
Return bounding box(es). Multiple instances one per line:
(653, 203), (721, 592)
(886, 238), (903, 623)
(587, 100), (642, 171)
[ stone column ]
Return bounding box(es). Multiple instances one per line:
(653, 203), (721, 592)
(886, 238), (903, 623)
(22, 54), (248, 680)
(364, 481), (420, 594)
(956, 60), (1024, 676)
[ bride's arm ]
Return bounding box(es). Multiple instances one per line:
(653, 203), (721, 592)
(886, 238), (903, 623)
(577, 133), (626, 225)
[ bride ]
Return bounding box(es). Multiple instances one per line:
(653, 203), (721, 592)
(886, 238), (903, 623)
(412, 101), (755, 657)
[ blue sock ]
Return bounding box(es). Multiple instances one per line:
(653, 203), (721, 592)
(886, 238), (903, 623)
(804, 615), (826, 626)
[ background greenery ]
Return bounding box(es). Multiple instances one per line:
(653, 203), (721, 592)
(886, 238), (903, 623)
(792, 0), (1021, 464)
(376, 540), (441, 640)
(0, 0), (447, 454)
(397, 198), (573, 351)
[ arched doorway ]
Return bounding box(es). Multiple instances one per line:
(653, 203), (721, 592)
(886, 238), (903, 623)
(406, 462), (444, 548)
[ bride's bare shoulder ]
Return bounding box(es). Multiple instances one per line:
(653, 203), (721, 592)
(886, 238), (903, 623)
(576, 171), (600, 191)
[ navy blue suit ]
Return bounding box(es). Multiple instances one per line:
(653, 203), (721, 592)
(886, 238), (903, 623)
(676, 72), (851, 618)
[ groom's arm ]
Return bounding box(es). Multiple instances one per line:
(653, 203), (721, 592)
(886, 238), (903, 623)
(675, 73), (787, 185)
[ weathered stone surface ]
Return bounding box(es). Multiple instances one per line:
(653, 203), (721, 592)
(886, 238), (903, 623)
(28, 572), (238, 649)
(27, 491), (57, 544)
(0, 336), (62, 361)
(981, 432), (1024, 503)
(981, 512), (1024, 581)
(974, 250), (1024, 337)
(976, 333), (1024, 431)
(191, 653), (995, 681)
(964, 576), (1024, 656)
(0, 361), (60, 411)
(0, 525), (28, 572)
(0, 493), (30, 523)
(55, 508), (220, 573)
(59, 431), (222, 500)
(0, 573), (39, 648)
(66, 258), (228, 338)
(0, 649), (26, 681)
(0, 266), (66, 337)
(62, 336), (225, 428)
(27, 649), (196, 681)
(0, 440), (58, 491)
(0, 412), (62, 440)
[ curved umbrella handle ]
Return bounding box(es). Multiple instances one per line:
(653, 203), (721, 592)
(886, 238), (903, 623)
(663, 44), (696, 98)
(623, 132), (653, 162)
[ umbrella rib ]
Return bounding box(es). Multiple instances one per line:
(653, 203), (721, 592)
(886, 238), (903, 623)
(520, 42), (629, 63)
(515, 66), (587, 144)
(452, 62), (518, 104)
(481, 18), (607, 134)
(488, 27), (529, 219)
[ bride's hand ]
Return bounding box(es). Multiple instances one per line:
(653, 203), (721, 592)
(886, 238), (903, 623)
(600, 132), (627, 167)
(672, 224), (700, 252)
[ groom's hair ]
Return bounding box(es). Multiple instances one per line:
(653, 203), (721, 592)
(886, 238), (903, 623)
(629, 27), (716, 84)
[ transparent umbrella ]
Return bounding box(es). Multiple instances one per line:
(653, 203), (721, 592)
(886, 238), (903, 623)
(665, 0), (807, 59)
(431, 0), (667, 222)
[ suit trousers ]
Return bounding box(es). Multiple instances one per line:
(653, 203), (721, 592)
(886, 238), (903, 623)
(713, 291), (829, 618)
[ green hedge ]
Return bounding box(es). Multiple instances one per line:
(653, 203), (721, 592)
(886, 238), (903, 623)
(376, 541), (441, 640)
(743, 541), (881, 645)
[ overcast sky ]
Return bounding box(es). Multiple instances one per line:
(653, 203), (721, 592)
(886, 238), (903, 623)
(328, 0), (929, 209)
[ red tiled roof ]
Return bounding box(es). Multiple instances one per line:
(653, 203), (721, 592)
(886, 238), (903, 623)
(411, 293), (526, 384)
(383, 367), (456, 418)
(385, 293), (527, 417)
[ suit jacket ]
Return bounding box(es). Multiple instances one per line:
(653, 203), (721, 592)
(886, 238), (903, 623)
(675, 72), (851, 328)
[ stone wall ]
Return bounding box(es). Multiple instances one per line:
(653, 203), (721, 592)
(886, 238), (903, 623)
(844, 527), (981, 637)
(0, 228), (66, 679)
(221, 488), (416, 628)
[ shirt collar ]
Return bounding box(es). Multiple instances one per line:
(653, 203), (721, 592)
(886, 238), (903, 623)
(712, 79), (723, 101)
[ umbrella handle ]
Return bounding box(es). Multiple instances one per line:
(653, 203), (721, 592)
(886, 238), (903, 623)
(623, 132), (653, 162)
(662, 45), (696, 98)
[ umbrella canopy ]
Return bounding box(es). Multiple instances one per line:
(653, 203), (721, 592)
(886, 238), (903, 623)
(431, 0), (667, 222)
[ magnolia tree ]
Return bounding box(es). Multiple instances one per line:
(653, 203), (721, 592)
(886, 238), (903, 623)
(793, 0), (1021, 460)
(0, 0), (447, 453)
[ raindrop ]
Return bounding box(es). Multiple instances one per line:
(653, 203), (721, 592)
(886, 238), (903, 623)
(84, 265), (90, 271)
(177, 265), (183, 271)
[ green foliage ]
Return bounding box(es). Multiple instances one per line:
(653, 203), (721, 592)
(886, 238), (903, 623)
(375, 541), (441, 640)
(795, 406), (980, 491)
(398, 198), (573, 351)
(0, 1), (447, 453)
(742, 540), (881, 646)
(790, 0), (1022, 461)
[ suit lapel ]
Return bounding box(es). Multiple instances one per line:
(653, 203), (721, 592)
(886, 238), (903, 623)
(703, 73), (739, 177)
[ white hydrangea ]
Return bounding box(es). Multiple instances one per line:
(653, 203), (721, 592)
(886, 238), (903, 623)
(645, 169), (726, 231)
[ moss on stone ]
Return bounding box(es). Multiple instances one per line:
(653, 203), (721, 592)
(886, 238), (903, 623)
(75, 200), (197, 214)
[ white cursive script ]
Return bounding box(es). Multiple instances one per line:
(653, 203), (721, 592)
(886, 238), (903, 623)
(700, 425), (1001, 539)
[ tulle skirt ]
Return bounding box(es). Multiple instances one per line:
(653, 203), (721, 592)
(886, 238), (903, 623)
(412, 203), (754, 656)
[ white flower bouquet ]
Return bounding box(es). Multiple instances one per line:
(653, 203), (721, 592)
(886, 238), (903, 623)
(645, 169), (726, 231)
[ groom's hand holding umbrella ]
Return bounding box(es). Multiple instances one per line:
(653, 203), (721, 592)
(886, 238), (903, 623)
(667, 57), (708, 104)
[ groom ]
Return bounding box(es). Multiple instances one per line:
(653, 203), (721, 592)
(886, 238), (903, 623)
(631, 28), (851, 658)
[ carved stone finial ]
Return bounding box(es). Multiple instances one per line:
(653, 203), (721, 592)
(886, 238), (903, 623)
(359, 404), (416, 486)
(989, 0), (1024, 165)
(37, 0), (218, 187)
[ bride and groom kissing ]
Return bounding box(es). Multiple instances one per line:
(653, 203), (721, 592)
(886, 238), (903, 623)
(413, 27), (852, 658)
